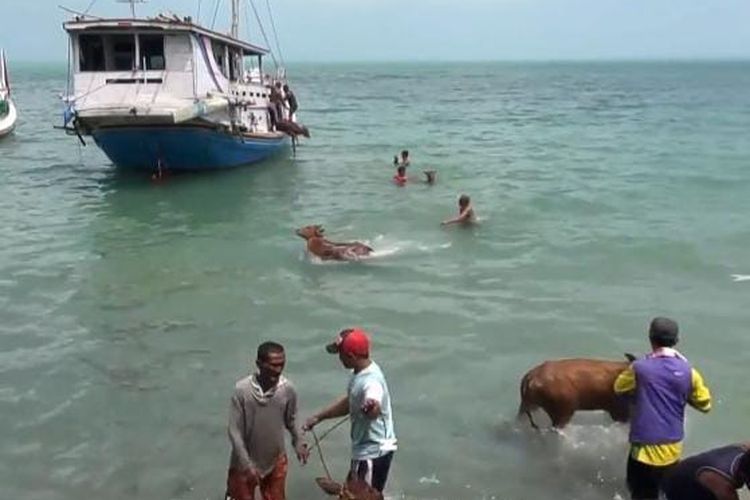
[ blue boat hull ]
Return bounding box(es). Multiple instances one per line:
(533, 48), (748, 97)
(92, 126), (289, 171)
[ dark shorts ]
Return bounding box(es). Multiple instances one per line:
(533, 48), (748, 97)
(626, 455), (675, 500)
(349, 451), (395, 492)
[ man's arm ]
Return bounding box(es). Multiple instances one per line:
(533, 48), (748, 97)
(284, 387), (302, 446)
(303, 395), (349, 431)
(228, 391), (256, 473)
(688, 368), (712, 413)
(614, 366), (636, 395)
(284, 387), (309, 464)
(441, 213), (465, 226)
(361, 380), (385, 419)
(697, 470), (739, 500)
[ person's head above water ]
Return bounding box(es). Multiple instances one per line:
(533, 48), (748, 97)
(397, 165), (406, 177)
(648, 317), (679, 348)
(283, 84), (289, 92)
(424, 170), (436, 184)
(401, 150), (409, 161)
(459, 194), (471, 210)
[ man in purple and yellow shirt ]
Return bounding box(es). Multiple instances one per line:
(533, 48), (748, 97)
(614, 317), (712, 500)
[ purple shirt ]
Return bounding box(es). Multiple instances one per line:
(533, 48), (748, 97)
(629, 355), (692, 444)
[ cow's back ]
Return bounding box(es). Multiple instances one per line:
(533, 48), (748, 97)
(523, 358), (629, 412)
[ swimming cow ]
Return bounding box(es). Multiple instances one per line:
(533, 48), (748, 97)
(517, 355), (635, 429)
(296, 225), (373, 261)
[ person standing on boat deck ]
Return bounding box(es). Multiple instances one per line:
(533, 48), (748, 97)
(614, 317), (712, 500)
(283, 84), (298, 121)
(441, 194), (476, 225)
(273, 81), (286, 120)
(303, 329), (397, 494)
(661, 443), (750, 500)
(268, 83), (283, 129)
(226, 342), (309, 500)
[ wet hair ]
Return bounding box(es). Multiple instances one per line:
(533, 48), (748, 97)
(459, 194), (471, 206)
(648, 317), (679, 348)
(257, 341), (285, 361)
(283, 84), (289, 91)
(401, 150), (409, 158)
(397, 165), (406, 175)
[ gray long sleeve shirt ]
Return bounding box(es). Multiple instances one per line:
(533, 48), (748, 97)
(227, 374), (302, 476)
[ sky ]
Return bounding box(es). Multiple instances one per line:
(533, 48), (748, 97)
(1, 0), (749, 62)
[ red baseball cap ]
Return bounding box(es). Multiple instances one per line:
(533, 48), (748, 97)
(325, 328), (370, 357)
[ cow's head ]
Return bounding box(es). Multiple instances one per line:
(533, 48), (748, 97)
(296, 224), (325, 240)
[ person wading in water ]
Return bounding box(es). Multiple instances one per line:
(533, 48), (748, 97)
(226, 342), (309, 500)
(303, 329), (397, 495)
(614, 317), (712, 500)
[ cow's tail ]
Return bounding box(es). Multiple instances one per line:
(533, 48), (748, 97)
(517, 372), (540, 430)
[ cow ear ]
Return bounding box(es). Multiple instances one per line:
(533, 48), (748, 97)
(624, 353), (636, 362)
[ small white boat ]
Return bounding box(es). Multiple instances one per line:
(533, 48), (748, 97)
(0, 49), (17, 138)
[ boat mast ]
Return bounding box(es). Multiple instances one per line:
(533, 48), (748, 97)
(231, 0), (240, 39)
(115, 0), (145, 18)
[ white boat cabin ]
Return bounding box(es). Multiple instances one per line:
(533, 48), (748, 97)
(64, 15), (281, 133)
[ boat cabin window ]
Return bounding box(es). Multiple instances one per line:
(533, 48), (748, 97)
(211, 41), (229, 78)
(109, 35), (136, 71)
(139, 34), (165, 70)
(79, 34), (106, 72)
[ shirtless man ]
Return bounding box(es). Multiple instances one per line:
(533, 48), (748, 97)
(661, 443), (750, 500)
(441, 194), (476, 225)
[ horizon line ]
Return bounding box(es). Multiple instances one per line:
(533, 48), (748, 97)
(8, 56), (750, 66)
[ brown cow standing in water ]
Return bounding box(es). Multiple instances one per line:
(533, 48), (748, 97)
(296, 225), (373, 261)
(517, 355), (635, 429)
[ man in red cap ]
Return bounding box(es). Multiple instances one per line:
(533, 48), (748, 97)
(303, 328), (397, 494)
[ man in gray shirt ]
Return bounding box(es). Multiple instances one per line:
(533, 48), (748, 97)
(226, 342), (309, 500)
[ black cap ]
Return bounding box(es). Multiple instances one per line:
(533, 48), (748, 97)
(649, 317), (679, 347)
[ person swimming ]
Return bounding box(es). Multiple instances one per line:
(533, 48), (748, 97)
(392, 150), (410, 167)
(441, 194), (476, 225)
(393, 165), (408, 186)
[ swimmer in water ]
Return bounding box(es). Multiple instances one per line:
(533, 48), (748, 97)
(393, 165), (407, 186)
(441, 194), (476, 225)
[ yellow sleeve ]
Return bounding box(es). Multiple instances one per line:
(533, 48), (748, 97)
(614, 366), (636, 395)
(689, 368), (712, 413)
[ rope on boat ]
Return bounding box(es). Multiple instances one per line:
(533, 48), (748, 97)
(211, 0), (223, 29)
(83, 0), (99, 15)
(264, 0), (285, 70)
(246, 0), (279, 68)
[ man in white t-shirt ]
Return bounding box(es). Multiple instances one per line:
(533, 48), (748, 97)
(303, 328), (397, 493)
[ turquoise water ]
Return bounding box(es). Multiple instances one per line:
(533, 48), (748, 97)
(1, 61), (749, 499)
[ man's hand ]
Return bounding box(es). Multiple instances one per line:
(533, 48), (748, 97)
(361, 399), (381, 419)
(302, 415), (320, 432)
(295, 442), (310, 465)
